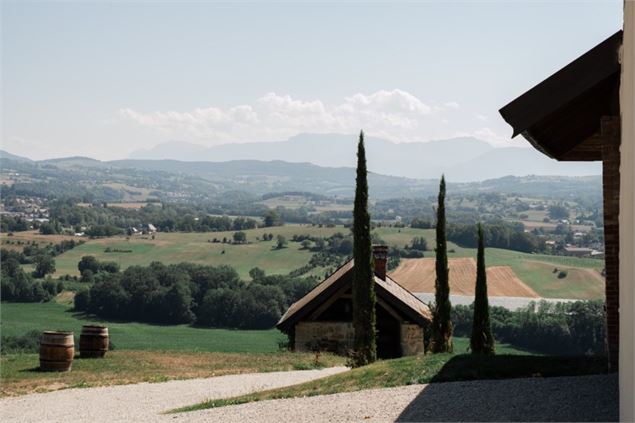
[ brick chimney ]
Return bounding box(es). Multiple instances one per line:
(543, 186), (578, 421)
(372, 245), (389, 280)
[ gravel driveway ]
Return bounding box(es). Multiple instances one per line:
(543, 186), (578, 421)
(173, 373), (618, 422)
(1, 371), (617, 422)
(0, 367), (347, 423)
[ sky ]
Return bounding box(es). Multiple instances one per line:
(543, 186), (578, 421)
(1, 0), (624, 161)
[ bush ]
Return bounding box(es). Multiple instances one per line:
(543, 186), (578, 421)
(33, 254), (56, 278)
(81, 269), (95, 283)
(42, 278), (59, 296)
(74, 289), (91, 311)
(1, 269), (53, 303)
(558, 270), (568, 279)
(78, 256), (101, 274)
(1, 330), (41, 354)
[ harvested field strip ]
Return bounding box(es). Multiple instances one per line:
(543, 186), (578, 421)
(390, 258), (539, 298)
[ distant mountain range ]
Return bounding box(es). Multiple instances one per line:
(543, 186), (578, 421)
(129, 134), (601, 181)
(0, 149), (33, 163)
(0, 148), (601, 201)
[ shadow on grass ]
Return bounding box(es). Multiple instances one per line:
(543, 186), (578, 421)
(396, 355), (616, 422)
(19, 366), (45, 373)
(429, 354), (608, 383)
(68, 309), (184, 328)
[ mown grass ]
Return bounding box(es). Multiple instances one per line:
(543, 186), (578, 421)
(0, 350), (345, 397)
(48, 224), (346, 279)
(1, 301), (286, 352)
(172, 350), (607, 414)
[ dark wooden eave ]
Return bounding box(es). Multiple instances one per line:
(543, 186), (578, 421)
(499, 30), (622, 161)
(276, 259), (431, 333)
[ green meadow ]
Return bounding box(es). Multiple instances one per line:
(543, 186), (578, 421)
(1, 301), (285, 353)
(50, 224), (345, 279)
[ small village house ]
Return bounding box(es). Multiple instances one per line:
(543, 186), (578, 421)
(277, 245), (431, 358)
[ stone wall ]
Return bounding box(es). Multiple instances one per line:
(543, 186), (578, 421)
(400, 323), (424, 356)
(294, 321), (354, 354)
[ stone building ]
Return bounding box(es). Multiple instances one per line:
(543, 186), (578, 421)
(276, 245), (431, 359)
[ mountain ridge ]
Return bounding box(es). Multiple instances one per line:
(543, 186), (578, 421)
(128, 133), (601, 180)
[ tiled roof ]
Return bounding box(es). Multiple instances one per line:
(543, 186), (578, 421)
(376, 275), (432, 321)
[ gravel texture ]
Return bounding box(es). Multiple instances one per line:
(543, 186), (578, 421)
(174, 373), (618, 423)
(1, 370), (617, 422)
(0, 367), (348, 423)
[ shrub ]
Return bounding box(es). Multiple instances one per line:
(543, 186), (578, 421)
(74, 289), (91, 311)
(1, 330), (41, 354)
(42, 278), (59, 296)
(81, 269), (95, 283)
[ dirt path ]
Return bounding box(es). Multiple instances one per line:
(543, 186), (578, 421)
(174, 374), (617, 422)
(390, 258), (539, 297)
(0, 367), (348, 423)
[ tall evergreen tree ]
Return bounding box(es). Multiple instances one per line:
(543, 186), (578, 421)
(352, 131), (376, 366)
(470, 223), (495, 354)
(431, 175), (453, 353)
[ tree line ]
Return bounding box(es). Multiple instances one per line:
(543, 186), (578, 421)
(74, 258), (317, 329)
(1, 249), (64, 302)
(446, 222), (543, 253)
(452, 300), (605, 355)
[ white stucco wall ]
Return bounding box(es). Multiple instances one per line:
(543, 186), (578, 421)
(620, 1), (635, 421)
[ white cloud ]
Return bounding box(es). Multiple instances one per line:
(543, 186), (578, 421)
(118, 90), (505, 146)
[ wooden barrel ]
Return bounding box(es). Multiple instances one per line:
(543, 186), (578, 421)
(40, 331), (74, 372)
(79, 325), (109, 358)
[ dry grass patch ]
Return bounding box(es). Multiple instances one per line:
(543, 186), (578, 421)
(0, 350), (346, 397)
(390, 258), (539, 297)
(0, 231), (79, 251)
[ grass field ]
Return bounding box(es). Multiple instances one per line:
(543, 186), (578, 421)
(1, 231), (80, 252)
(47, 224), (345, 279)
(4, 224), (606, 299)
(1, 301), (286, 352)
(0, 350), (345, 396)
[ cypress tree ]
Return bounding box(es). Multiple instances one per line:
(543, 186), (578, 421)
(352, 131), (376, 367)
(470, 223), (495, 354)
(431, 175), (453, 353)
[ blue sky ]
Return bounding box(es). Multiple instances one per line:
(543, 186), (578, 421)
(1, 0), (623, 160)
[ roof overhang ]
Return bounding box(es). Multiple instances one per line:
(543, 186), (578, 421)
(276, 259), (431, 333)
(499, 31), (622, 161)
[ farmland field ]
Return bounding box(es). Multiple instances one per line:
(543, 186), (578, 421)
(4, 224), (606, 299)
(47, 224), (345, 279)
(0, 230), (80, 251)
(390, 258), (539, 297)
(374, 227), (604, 299)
